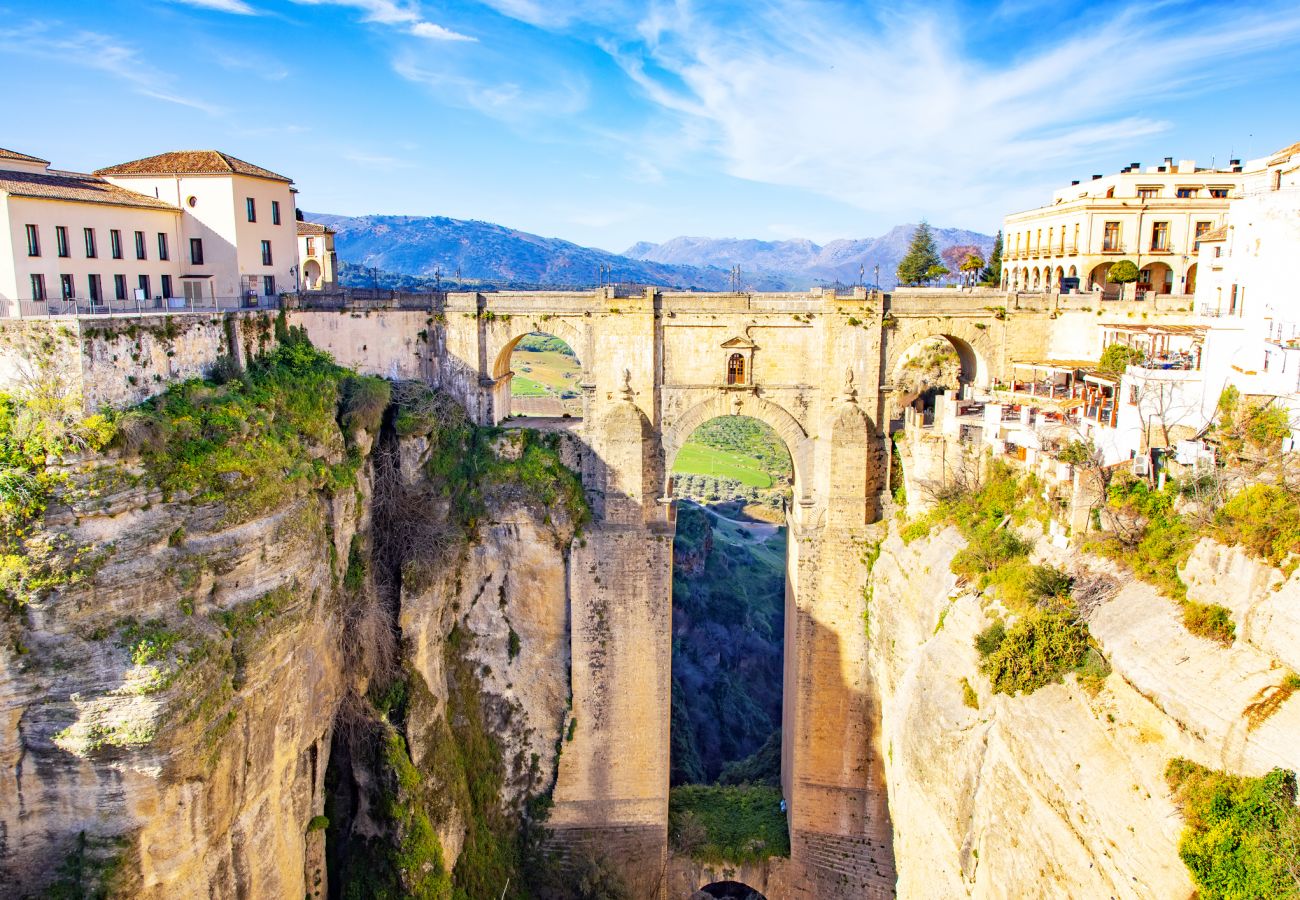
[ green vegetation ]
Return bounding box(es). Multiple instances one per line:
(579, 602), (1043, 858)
(672, 442), (774, 488)
(1165, 759), (1300, 900)
(121, 338), (367, 524)
(1107, 259), (1139, 299)
(41, 831), (130, 900)
(672, 416), (792, 509)
(508, 337), (581, 413)
(1211, 484), (1300, 574)
(119, 619), (182, 667)
(513, 333), (574, 355)
(307, 815), (330, 832)
(896, 221), (942, 286)
(1099, 342), (1143, 377)
(671, 502), (786, 784)
(1215, 387), (1292, 460)
(960, 677), (979, 710)
(668, 785), (790, 864)
(1242, 673), (1300, 731)
(977, 609), (1091, 696)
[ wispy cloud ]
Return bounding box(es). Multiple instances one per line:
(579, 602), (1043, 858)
(410, 21), (475, 41)
(483, 0), (1300, 224)
(290, 0), (473, 41)
(166, 0), (259, 14)
(0, 21), (223, 115)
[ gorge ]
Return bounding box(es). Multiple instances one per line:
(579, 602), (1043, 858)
(2, 289), (1298, 899)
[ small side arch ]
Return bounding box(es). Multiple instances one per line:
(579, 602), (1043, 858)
(662, 394), (812, 505)
(487, 320), (587, 423)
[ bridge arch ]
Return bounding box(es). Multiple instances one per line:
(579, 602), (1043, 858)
(488, 319), (587, 422)
(692, 881), (768, 900)
(663, 394), (812, 507)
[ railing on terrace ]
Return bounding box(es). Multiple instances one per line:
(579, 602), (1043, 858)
(4, 295), (280, 318)
(293, 289), (444, 310)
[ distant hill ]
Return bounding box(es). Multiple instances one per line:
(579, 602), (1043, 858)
(308, 212), (993, 291)
(308, 213), (789, 291)
(625, 225), (995, 289)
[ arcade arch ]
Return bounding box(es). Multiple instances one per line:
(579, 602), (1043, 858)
(491, 329), (585, 420)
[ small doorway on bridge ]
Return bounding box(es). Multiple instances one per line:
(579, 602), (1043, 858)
(667, 415), (792, 868)
(692, 881), (768, 900)
(505, 332), (582, 420)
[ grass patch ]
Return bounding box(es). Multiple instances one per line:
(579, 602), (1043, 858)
(1212, 484), (1300, 575)
(673, 442), (774, 488)
(1183, 600), (1236, 646)
(1242, 673), (1300, 731)
(1165, 758), (1300, 900)
(668, 784), (790, 865)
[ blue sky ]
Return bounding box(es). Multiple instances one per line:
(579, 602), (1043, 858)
(3, 0), (1299, 251)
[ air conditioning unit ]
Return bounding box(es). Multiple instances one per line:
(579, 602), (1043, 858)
(1132, 454), (1151, 476)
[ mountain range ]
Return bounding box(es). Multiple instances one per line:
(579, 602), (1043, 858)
(306, 212), (993, 291)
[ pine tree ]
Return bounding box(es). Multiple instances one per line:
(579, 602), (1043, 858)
(983, 230), (1003, 285)
(896, 221), (941, 286)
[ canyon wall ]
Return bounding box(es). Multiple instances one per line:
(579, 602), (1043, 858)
(867, 523), (1300, 899)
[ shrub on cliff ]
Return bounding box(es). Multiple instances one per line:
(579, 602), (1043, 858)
(1166, 758), (1300, 900)
(668, 784), (790, 864)
(978, 608), (1091, 695)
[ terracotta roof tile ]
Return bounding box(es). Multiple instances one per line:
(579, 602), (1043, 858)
(95, 150), (291, 183)
(0, 169), (179, 211)
(297, 221), (333, 235)
(0, 148), (49, 165)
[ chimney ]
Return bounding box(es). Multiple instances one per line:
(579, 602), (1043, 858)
(1071, 180), (1080, 186)
(1164, 156), (1174, 168)
(1092, 174), (1102, 180)
(1131, 162), (1140, 169)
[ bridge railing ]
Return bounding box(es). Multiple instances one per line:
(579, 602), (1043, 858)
(292, 289), (443, 310)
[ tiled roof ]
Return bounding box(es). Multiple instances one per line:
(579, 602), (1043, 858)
(0, 168), (179, 210)
(0, 148), (49, 166)
(297, 221), (333, 235)
(1199, 225), (1229, 242)
(95, 150), (292, 183)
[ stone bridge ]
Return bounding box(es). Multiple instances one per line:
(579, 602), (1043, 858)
(291, 286), (1051, 898)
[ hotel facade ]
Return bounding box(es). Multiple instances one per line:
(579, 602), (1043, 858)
(1001, 156), (1250, 297)
(0, 148), (299, 314)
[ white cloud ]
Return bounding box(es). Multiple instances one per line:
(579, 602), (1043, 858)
(0, 22), (223, 115)
(590, 1), (1300, 226)
(410, 21), (476, 41)
(166, 0), (259, 14)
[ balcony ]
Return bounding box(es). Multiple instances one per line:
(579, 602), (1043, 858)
(1101, 245), (1125, 254)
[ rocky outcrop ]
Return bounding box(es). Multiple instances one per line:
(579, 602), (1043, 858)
(868, 525), (1300, 899)
(1, 454), (355, 898)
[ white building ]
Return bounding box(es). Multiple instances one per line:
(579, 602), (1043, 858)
(296, 221), (337, 290)
(1, 148), (299, 314)
(1002, 155), (1248, 297)
(1191, 140), (1300, 441)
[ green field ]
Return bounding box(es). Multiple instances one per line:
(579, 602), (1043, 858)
(509, 340), (582, 414)
(673, 442), (773, 488)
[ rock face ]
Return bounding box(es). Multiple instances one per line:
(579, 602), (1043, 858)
(0, 456), (353, 898)
(0, 404), (578, 897)
(867, 525), (1300, 899)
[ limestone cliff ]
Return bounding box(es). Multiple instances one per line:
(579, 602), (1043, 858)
(0, 355), (581, 899)
(867, 523), (1300, 899)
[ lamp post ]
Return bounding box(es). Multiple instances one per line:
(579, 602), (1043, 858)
(873, 264), (880, 292)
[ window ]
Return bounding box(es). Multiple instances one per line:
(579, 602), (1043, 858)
(262, 274), (276, 296)
(727, 353), (746, 385)
(260, 240), (272, 266)
(306, 237), (315, 256)
(1229, 284), (1238, 316)
(1209, 187), (1229, 198)
(190, 238), (204, 265)
(246, 197), (256, 222)
(1072, 223), (1080, 250)
(160, 274), (172, 299)
(1176, 187), (1196, 198)
(271, 200), (281, 225)
(30, 274), (45, 301)
(110, 229), (122, 259)
(1035, 228), (1041, 251)
(157, 233), (169, 261)
(84, 227), (97, 258)
(135, 230), (146, 260)
(1105, 186), (1115, 198)
(1047, 227), (1054, 255)
(25, 224), (39, 256)
(88, 274), (102, 304)
(114, 274), (127, 300)
(56, 226), (69, 258)
(1193, 221), (1211, 250)
(60, 274), (74, 299)
(1103, 221), (1121, 251)
(1138, 187), (1160, 200)
(1273, 170), (1284, 191)
(1150, 222), (1169, 251)
(1129, 385), (1139, 405)
(138, 274), (151, 299)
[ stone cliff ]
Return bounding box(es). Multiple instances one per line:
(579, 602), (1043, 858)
(0, 345), (581, 899)
(867, 521), (1300, 899)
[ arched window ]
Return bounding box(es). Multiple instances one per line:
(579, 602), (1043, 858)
(727, 353), (746, 385)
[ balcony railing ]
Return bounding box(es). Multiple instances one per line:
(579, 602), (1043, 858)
(3, 295), (280, 318)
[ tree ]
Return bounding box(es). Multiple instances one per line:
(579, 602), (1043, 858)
(960, 253), (985, 287)
(1107, 259), (1139, 300)
(941, 243), (983, 276)
(1098, 343), (1143, 377)
(982, 231), (1003, 286)
(925, 264), (950, 285)
(897, 221), (942, 286)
